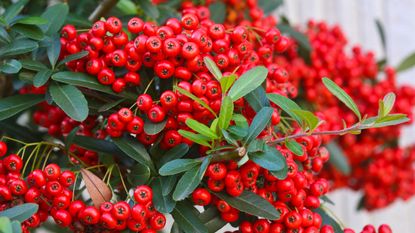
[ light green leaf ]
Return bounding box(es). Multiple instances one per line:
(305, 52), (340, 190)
(33, 69), (53, 87)
(221, 129), (238, 146)
(0, 217), (12, 233)
(218, 96), (234, 130)
(185, 119), (217, 139)
(228, 66), (268, 101)
(292, 109), (320, 132)
(396, 52), (415, 73)
(373, 114), (409, 127)
(322, 77), (361, 120)
(0, 59), (22, 74)
(267, 93), (303, 124)
(378, 92), (395, 117)
(159, 159), (201, 176)
(245, 107), (273, 145)
(49, 82), (88, 122)
(204, 56), (222, 80)
(285, 140), (304, 156)
(178, 130), (211, 147)
(220, 74), (237, 94)
(175, 86), (217, 117)
(0, 94), (43, 120)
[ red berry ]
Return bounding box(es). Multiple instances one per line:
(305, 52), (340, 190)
(134, 185), (153, 204)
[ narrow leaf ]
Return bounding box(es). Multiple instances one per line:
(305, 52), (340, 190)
(20, 59), (47, 71)
(285, 140), (304, 156)
(175, 86), (217, 116)
(33, 69), (53, 87)
(220, 74), (237, 94)
(396, 52), (415, 73)
(245, 107), (273, 145)
(228, 66), (268, 101)
(47, 35), (61, 68)
(0, 94), (43, 120)
(218, 96), (234, 130)
(12, 16), (47, 25)
(204, 57), (222, 80)
(49, 82), (88, 122)
(80, 168), (112, 208)
(185, 119), (217, 139)
(0, 39), (38, 57)
(58, 51), (89, 67)
(11, 24), (44, 40)
(159, 159), (201, 176)
(178, 130), (211, 147)
(173, 165), (202, 201)
(98, 98), (125, 112)
(292, 109), (320, 132)
(375, 19), (386, 52)
(267, 93), (303, 124)
(3, 0), (29, 24)
(315, 207), (343, 233)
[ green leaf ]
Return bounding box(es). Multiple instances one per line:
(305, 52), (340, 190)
(213, 191), (280, 220)
(98, 98), (125, 112)
(204, 216), (227, 233)
(0, 203), (38, 222)
(208, 2), (226, 24)
(185, 119), (217, 139)
(12, 16), (48, 25)
(315, 207), (343, 233)
(11, 24), (44, 40)
(58, 51), (89, 67)
(113, 136), (156, 173)
(0, 94), (43, 120)
(204, 56), (222, 80)
(159, 159), (201, 176)
(373, 114), (409, 128)
(144, 118), (167, 135)
(47, 35), (61, 69)
(375, 19), (386, 52)
(0, 217), (12, 233)
(3, 0), (29, 24)
(173, 165), (202, 201)
(245, 107), (273, 145)
(378, 92), (396, 117)
(232, 114), (249, 128)
(396, 52), (415, 73)
(292, 109), (320, 132)
(258, 0), (283, 15)
(0, 27), (11, 43)
(321, 195), (335, 205)
(0, 39), (38, 57)
(245, 86), (270, 112)
(151, 177), (176, 213)
(218, 96), (234, 130)
(228, 126), (248, 139)
(322, 77), (361, 120)
(10, 221), (21, 233)
(220, 74), (237, 94)
(172, 202), (208, 233)
(178, 130), (211, 147)
(65, 14), (92, 28)
(198, 156), (211, 179)
(20, 59), (47, 71)
(33, 69), (53, 87)
(72, 136), (122, 155)
(267, 93), (303, 124)
(228, 66), (268, 101)
(52, 71), (136, 100)
(0, 59), (22, 74)
(128, 163), (151, 186)
(175, 86), (217, 117)
(278, 24), (312, 51)
(270, 164), (288, 180)
(326, 142), (351, 175)
(247, 139), (265, 153)
(285, 140), (304, 156)
(49, 82), (88, 122)
(161, 175), (178, 196)
(249, 145), (285, 171)
(221, 129), (239, 146)
(138, 0), (160, 19)
(65, 126), (78, 151)
(116, 0), (137, 15)
(40, 3), (69, 34)
(159, 143), (190, 166)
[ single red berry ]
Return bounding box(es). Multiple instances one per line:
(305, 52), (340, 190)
(105, 17), (122, 34)
(112, 201), (131, 220)
(134, 185), (153, 204)
(136, 94), (153, 112)
(127, 116), (144, 134)
(192, 188), (211, 206)
(53, 209), (72, 227)
(44, 163), (61, 180)
(79, 206), (100, 225)
(128, 17), (144, 33)
(4, 154), (23, 172)
(147, 105), (166, 123)
(0, 141), (7, 157)
(149, 212), (166, 230)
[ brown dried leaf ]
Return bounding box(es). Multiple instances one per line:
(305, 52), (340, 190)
(80, 168), (112, 208)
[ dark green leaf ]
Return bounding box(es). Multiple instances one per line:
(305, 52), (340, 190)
(3, 0), (29, 24)
(175, 86), (216, 116)
(208, 2), (226, 23)
(161, 175), (178, 196)
(218, 96), (234, 130)
(204, 56), (222, 80)
(327, 142), (351, 175)
(159, 143), (190, 166)
(267, 93), (303, 124)
(396, 52), (415, 73)
(249, 145), (285, 171)
(138, 0), (160, 19)
(65, 126), (78, 151)
(52, 71), (136, 100)
(172, 201), (208, 233)
(40, 3), (69, 34)
(151, 177), (176, 213)
(20, 59), (47, 71)
(65, 14), (92, 28)
(228, 126), (248, 139)
(258, 0), (283, 15)
(292, 109), (320, 131)
(47, 35), (61, 68)
(245, 107), (273, 144)
(205, 216), (227, 233)
(58, 51), (89, 67)
(315, 207), (343, 233)
(245, 86), (270, 112)
(72, 136), (122, 155)
(159, 159), (201, 176)
(322, 77), (361, 120)
(0, 27), (11, 43)
(0, 39), (38, 57)
(198, 156), (211, 179)
(247, 139), (265, 153)
(0, 59), (22, 74)
(178, 130), (211, 147)
(228, 66), (268, 101)
(113, 136), (156, 173)
(321, 195), (335, 205)
(285, 140), (304, 156)
(220, 74), (237, 94)
(49, 82), (88, 121)
(128, 163), (150, 186)
(185, 119), (217, 139)
(278, 24), (311, 51)
(213, 191), (280, 220)
(375, 19), (386, 52)
(33, 69), (53, 87)
(11, 24), (44, 40)
(270, 164), (288, 180)
(173, 165), (202, 201)
(12, 16), (48, 25)
(98, 99), (125, 112)
(0, 94), (43, 120)
(144, 118), (167, 135)
(0, 203), (38, 222)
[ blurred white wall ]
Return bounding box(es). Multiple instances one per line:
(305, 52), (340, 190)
(273, 0), (415, 232)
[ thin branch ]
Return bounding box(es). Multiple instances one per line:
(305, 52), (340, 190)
(88, 0), (119, 22)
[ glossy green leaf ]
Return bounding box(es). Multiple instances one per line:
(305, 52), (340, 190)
(144, 118), (167, 135)
(185, 119), (217, 139)
(208, 1), (226, 23)
(151, 177), (176, 213)
(220, 74), (237, 94)
(396, 52), (415, 73)
(33, 69), (53, 87)
(178, 130), (211, 147)
(47, 35), (61, 68)
(128, 163), (151, 186)
(159, 159), (201, 176)
(0, 94), (43, 120)
(49, 82), (88, 122)
(292, 109), (320, 132)
(58, 51), (89, 67)
(378, 92), (395, 117)
(11, 24), (44, 40)
(12, 16), (48, 25)
(245, 107), (273, 144)
(228, 66), (268, 101)
(0, 59), (22, 74)
(172, 201), (208, 233)
(20, 59), (47, 71)
(218, 96), (234, 130)
(3, 0), (29, 24)
(315, 207), (343, 233)
(175, 86), (216, 116)
(159, 144), (190, 166)
(173, 165), (202, 201)
(40, 3), (69, 34)
(285, 140), (304, 156)
(0, 39), (38, 57)
(249, 145), (285, 171)
(322, 77), (361, 120)
(113, 136), (156, 173)
(267, 93), (303, 124)
(204, 56), (222, 80)
(138, 0), (160, 19)
(213, 191), (280, 220)
(327, 142), (351, 175)
(0, 203), (38, 222)
(245, 86), (270, 112)
(258, 0), (283, 15)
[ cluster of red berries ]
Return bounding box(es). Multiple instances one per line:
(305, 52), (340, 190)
(0, 141), (165, 233)
(343, 224), (392, 233)
(281, 20), (415, 210)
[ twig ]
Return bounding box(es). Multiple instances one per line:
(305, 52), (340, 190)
(88, 0), (120, 22)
